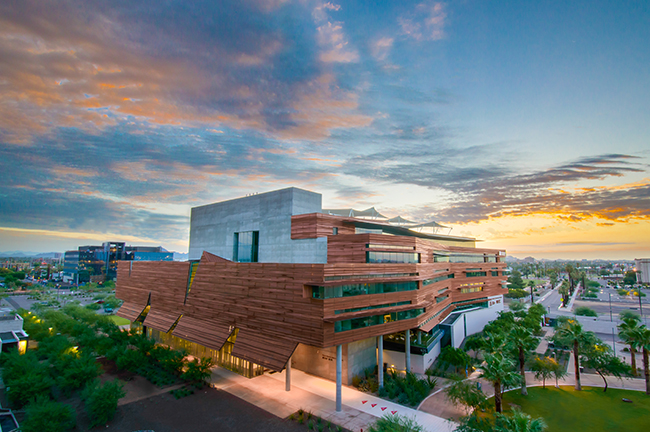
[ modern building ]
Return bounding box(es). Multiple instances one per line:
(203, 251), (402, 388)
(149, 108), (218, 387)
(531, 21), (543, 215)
(635, 258), (650, 284)
(0, 308), (28, 354)
(115, 187), (507, 409)
(63, 243), (172, 283)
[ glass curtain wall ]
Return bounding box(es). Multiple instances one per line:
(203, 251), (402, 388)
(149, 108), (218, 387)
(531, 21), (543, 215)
(148, 328), (264, 378)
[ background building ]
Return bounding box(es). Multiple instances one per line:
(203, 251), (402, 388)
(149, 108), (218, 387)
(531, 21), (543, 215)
(635, 258), (650, 284)
(117, 188), (507, 392)
(63, 243), (172, 283)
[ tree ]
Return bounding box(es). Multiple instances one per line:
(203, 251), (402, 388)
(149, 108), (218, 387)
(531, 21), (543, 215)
(623, 270), (637, 286)
(480, 353), (520, 413)
(445, 375), (488, 414)
(530, 356), (556, 389)
(0, 349), (54, 408)
(494, 409), (547, 432)
(630, 326), (650, 395)
(582, 341), (631, 392)
(509, 301), (526, 313)
(508, 270), (525, 290)
(556, 320), (589, 391)
(21, 395), (76, 432)
(506, 326), (536, 395)
(618, 316), (642, 376)
(82, 379), (126, 427)
(438, 346), (472, 377)
(527, 280), (536, 304)
(558, 281), (569, 307)
(549, 271), (559, 288)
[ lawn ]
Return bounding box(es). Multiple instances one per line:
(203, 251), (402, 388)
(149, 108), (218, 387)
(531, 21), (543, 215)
(108, 315), (131, 326)
(501, 386), (650, 432)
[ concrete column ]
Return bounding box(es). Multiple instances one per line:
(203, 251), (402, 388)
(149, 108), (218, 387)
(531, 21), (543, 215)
(417, 330), (422, 345)
(377, 335), (384, 388)
(336, 344), (342, 412)
(285, 356), (291, 391)
(405, 330), (411, 373)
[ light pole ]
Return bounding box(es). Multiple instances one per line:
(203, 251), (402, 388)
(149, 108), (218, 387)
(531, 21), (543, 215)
(609, 292), (613, 322)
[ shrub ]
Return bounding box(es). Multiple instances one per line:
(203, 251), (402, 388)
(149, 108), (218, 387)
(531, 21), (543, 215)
(85, 302), (101, 310)
(583, 293), (598, 298)
(368, 414), (424, 432)
(506, 289), (527, 299)
(82, 379), (125, 427)
(21, 395), (76, 432)
(183, 357), (215, 386)
(575, 306), (598, 317)
(509, 301), (526, 312)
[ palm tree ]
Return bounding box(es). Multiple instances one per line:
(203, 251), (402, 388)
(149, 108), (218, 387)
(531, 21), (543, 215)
(558, 281), (569, 307)
(557, 320), (587, 390)
(618, 316), (641, 376)
(480, 353), (520, 413)
(494, 409), (547, 432)
(631, 326), (650, 395)
(506, 326), (536, 395)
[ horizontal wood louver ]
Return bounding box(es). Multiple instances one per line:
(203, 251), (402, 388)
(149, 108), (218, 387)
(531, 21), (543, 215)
(143, 309), (182, 333)
(116, 302), (147, 322)
(172, 316), (233, 351)
(231, 328), (298, 372)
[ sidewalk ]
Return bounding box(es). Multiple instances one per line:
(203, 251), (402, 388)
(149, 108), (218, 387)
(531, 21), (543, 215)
(210, 367), (456, 432)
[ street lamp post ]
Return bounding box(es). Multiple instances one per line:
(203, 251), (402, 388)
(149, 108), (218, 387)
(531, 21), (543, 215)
(608, 292), (613, 322)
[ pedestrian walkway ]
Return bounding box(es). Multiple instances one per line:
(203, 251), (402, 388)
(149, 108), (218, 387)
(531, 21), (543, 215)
(210, 367), (456, 432)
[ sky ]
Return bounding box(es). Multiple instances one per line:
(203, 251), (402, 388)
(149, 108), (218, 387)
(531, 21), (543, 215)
(1, 0), (649, 260)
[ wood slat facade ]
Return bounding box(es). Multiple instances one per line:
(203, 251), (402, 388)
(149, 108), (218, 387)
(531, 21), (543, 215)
(116, 212), (507, 373)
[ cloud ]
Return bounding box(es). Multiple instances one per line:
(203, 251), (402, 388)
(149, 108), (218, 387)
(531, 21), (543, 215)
(341, 146), (649, 224)
(371, 37), (394, 61)
(313, 2), (359, 64)
(399, 2), (447, 41)
(0, 0), (371, 143)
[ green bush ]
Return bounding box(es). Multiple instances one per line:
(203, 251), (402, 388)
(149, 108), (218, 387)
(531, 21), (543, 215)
(0, 350), (54, 408)
(583, 293), (598, 298)
(368, 414), (424, 432)
(21, 395), (76, 432)
(575, 306), (598, 317)
(85, 302), (101, 310)
(506, 289), (528, 299)
(82, 379), (125, 428)
(182, 357), (215, 386)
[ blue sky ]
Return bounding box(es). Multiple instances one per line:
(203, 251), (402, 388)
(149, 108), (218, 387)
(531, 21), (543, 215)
(1, 0), (648, 259)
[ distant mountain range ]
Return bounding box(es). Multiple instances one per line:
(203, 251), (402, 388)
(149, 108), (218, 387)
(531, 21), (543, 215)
(1, 250), (190, 261)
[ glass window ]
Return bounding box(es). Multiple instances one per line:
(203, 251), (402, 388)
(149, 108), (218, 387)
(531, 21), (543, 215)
(334, 308), (425, 332)
(466, 271), (487, 277)
(233, 231), (259, 262)
(367, 251), (419, 264)
(312, 281), (418, 299)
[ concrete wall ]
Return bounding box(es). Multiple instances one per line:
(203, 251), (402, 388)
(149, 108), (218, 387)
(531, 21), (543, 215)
(346, 337), (378, 383)
(188, 187), (327, 263)
(291, 338), (377, 385)
(383, 339), (441, 374)
(292, 343), (350, 384)
(448, 296), (504, 348)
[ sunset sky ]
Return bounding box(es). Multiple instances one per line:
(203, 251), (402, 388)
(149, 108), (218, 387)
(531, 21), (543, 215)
(1, 0), (648, 259)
